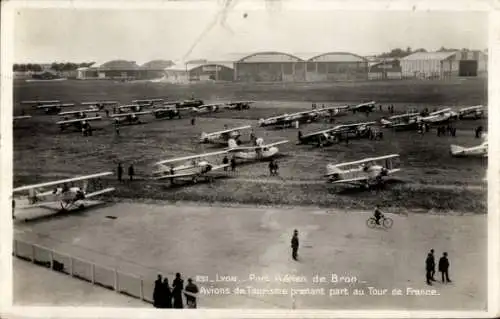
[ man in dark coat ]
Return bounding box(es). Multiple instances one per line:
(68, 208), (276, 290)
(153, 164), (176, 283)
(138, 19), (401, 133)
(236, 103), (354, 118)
(429, 249), (436, 281)
(162, 278), (172, 308)
(230, 157), (236, 172)
(153, 274), (163, 308)
(184, 278), (199, 308)
(172, 272), (184, 308)
(128, 164), (135, 181)
(439, 252), (451, 283)
(117, 163), (123, 182)
(425, 252), (434, 285)
(291, 229), (299, 261)
(222, 156), (229, 171)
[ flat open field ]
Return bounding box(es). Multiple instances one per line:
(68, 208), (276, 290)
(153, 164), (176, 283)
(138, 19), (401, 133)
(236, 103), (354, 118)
(13, 79), (487, 213)
(14, 202), (487, 310)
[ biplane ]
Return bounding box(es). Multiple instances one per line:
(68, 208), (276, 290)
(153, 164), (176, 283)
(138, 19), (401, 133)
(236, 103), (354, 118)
(226, 138), (288, 161)
(151, 106), (181, 120)
(59, 109), (100, 119)
(349, 101), (376, 113)
(380, 112), (421, 131)
(200, 125), (252, 144)
(297, 121), (377, 146)
(110, 111), (151, 125)
(313, 105), (350, 118)
(81, 101), (119, 111)
(12, 172), (115, 215)
(191, 103), (224, 113)
(117, 104), (143, 113)
(258, 110), (319, 128)
(450, 134), (488, 158)
(224, 101), (255, 110)
(325, 154), (401, 188)
(35, 103), (75, 115)
(419, 108), (459, 125)
(132, 98), (164, 107)
(152, 151), (230, 184)
(168, 98), (205, 109)
(458, 105), (485, 120)
(56, 117), (102, 132)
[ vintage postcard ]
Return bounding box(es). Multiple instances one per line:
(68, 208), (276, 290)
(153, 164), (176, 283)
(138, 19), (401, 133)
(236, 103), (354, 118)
(1, 0), (498, 318)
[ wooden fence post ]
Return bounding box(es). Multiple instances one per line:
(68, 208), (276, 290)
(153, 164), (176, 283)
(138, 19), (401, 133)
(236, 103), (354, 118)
(140, 279), (144, 300)
(114, 269), (119, 292)
(69, 257), (73, 276)
(31, 245), (36, 263)
(91, 263), (95, 284)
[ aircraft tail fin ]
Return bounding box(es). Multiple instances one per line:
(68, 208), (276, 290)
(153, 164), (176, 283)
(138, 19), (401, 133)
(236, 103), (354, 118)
(450, 144), (465, 156)
(228, 138), (238, 149)
(325, 164), (344, 178)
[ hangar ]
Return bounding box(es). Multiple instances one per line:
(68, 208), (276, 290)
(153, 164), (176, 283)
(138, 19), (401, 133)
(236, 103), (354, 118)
(368, 59), (402, 80)
(305, 52), (369, 81)
(163, 62), (234, 83)
(399, 51), (488, 79)
(234, 52), (306, 82)
(77, 59), (173, 80)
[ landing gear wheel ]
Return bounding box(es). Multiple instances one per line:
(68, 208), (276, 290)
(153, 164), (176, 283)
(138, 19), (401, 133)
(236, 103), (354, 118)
(383, 217), (394, 228)
(79, 204), (85, 210)
(366, 218), (377, 228)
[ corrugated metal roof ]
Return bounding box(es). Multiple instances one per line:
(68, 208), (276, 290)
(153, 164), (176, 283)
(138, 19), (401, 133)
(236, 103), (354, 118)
(165, 62), (234, 72)
(400, 52), (457, 61)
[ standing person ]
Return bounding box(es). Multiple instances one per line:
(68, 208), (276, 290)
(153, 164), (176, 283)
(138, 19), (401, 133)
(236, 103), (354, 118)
(230, 156), (236, 172)
(439, 252), (452, 283)
(291, 229), (299, 261)
(115, 122), (120, 136)
(429, 249), (436, 281)
(117, 163), (123, 182)
(184, 278), (199, 308)
(128, 164), (135, 181)
(172, 273), (184, 308)
(12, 198), (15, 220)
(274, 160), (279, 176)
(162, 278), (172, 308)
(268, 160), (274, 176)
(191, 117), (196, 126)
(426, 252), (434, 285)
(222, 156), (229, 171)
(153, 274), (163, 308)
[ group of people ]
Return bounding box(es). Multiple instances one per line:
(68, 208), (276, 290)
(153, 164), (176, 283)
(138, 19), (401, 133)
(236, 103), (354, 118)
(222, 155), (237, 172)
(153, 273), (199, 309)
(436, 124), (457, 137)
(117, 163), (135, 181)
(81, 122), (93, 136)
(426, 249), (451, 285)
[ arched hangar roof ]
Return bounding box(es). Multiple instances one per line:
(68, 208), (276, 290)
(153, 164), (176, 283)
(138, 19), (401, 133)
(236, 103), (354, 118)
(237, 51), (304, 63)
(98, 60), (139, 69)
(141, 60), (174, 69)
(165, 62), (234, 72)
(307, 52), (368, 62)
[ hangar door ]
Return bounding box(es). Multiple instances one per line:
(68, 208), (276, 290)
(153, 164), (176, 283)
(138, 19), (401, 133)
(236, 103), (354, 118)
(459, 61), (478, 77)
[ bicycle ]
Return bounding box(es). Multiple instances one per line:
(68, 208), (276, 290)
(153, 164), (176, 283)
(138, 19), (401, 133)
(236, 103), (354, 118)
(366, 215), (393, 229)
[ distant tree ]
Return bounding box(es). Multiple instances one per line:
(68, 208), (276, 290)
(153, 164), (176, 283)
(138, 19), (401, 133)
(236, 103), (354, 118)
(438, 46), (459, 52)
(32, 64), (42, 72)
(414, 48), (427, 53)
(13, 64), (19, 71)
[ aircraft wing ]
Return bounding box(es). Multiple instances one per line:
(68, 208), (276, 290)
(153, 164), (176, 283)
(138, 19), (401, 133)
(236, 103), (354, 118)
(13, 172), (113, 193)
(22, 100), (60, 105)
(301, 126), (344, 139)
(332, 154), (400, 168)
(81, 101), (118, 105)
(85, 187), (116, 198)
(228, 140), (289, 151)
(197, 103), (225, 108)
(429, 108), (452, 116)
(388, 113), (420, 120)
(13, 115), (32, 120)
(329, 177), (368, 183)
(110, 111), (151, 118)
(37, 103), (75, 109)
(205, 125), (252, 136)
(56, 116), (102, 125)
(59, 109), (96, 116)
(339, 121), (376, 129)
(350, 101), (376, 109)
(155, 151), (229, 166)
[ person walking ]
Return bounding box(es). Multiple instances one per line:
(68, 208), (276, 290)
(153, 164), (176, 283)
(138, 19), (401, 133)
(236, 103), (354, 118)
(439, 252), (452, 283)
(117, 163), (123, 182)
(291, 229), (299, 261)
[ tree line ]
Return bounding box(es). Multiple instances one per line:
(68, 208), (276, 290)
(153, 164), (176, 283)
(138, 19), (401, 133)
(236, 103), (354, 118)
(13, 62), (96, 72)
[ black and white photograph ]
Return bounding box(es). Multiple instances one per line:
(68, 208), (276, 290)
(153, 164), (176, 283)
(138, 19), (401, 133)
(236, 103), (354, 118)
(1, 0), (498, 317)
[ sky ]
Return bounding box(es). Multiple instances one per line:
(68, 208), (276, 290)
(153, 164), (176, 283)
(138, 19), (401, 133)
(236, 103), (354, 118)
(12, 3), (489, 65)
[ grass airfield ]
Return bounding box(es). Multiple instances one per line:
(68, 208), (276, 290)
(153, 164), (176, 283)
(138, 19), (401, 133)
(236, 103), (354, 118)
(12, 79), (488, 309)
(14, 202), (487, 310)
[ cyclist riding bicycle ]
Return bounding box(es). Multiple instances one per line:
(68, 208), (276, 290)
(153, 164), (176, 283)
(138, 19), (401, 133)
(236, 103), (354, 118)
(374, 205), (384, 225)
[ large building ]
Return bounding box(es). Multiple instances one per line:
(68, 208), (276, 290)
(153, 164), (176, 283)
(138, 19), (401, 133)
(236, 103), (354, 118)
(399, 51), (488, 79)
(232, 51), (369, 82)
(77, 60), (173, 80)
(368, 58), (402, 80)
(163, 61), (234, 83)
